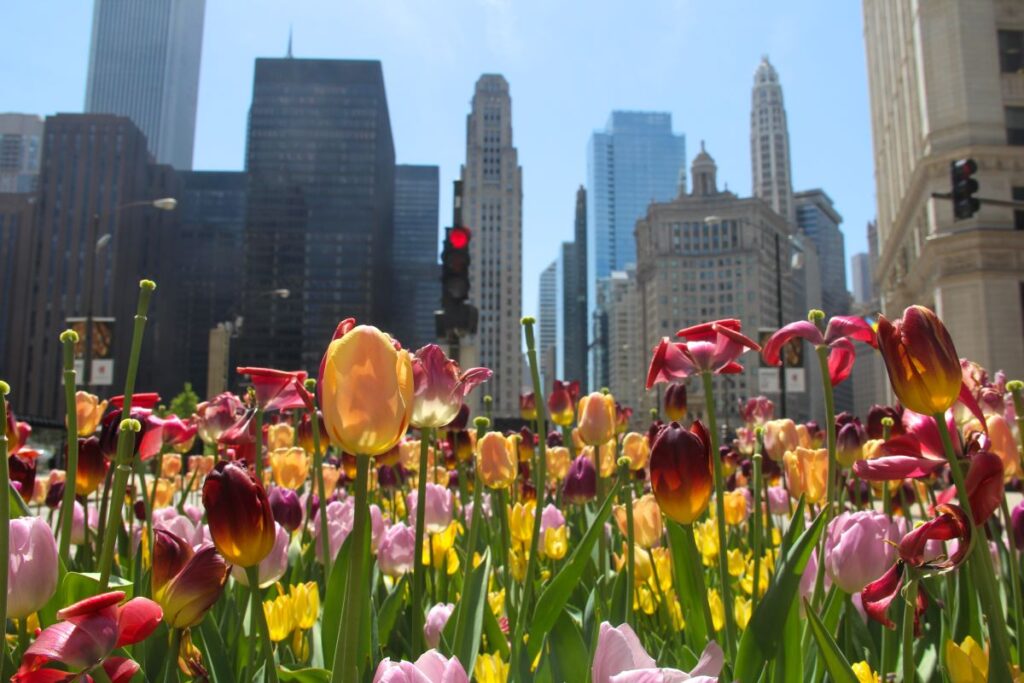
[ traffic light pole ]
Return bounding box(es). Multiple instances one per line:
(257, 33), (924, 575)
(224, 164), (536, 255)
(931, 192), (1024, 209)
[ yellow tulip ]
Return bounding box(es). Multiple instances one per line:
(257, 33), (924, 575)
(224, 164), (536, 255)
(577, 392), (616, 446)
(509, 501), (536, 547)
(598, 439), (617, 478)
(543, 526), (569, 560)
(423, 522), (460, 568)
(636, 583), (657, 615)
(852, 661), (881, 683)
(734, 596), (752, 631)
(723, 490), (749, 526)
(476, 432), (517, 489)
(666, 590), (685, 630)
(488, 589), (505, 617)
(708, 589), (724, 631)
(741, 558), (771, 597)
(289, 582), (319, 630)
(161, 453), (182, 479)
(264, 593), (295, 642)
(727, 548), (746, 577)
(474, 653), (510, 683)
(75, 391), (108, 436)
(694, 518), (719, 566)
(783, 447), (828, 504)
(622, 432), (649, 471)
(150, 477), (178, 509)
(320, 324), (413, 456)
(546, 446), (571, 484)
(266, 423), (295, 451)
(946, 636), (988, 683)
(270, 447), (310, 490)
(510, 546), (528, 582)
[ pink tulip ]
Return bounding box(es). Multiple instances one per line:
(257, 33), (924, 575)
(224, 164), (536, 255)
(591, 622), (723, 683)
(407, 483), (453, 534)
(824, 511), (905, 594)
(424, 603), (455, 649)
(373, 650), (469, 683)
(410, 344), (492, 429)
(195, 392), (244, 445)
(766, 486), (790, 515)
(314, 498), (385, 562)
(378, 522), (416, 577)
(852, 455), (945, 481)
(138, 414), (198, 460)
(8, 517), (59, 619)
(232, 522), (289, 588)
(539, 503), (566, 534)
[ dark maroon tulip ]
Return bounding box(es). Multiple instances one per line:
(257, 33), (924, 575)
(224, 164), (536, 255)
(202, 460), (275, 567)
(98, 408), (151, 461)
(45, 480), (65, 509)
(218, 408), (258, 466)
(9, 451), (37, 502)
(134, 500), (148, 522)
(75, 436), (109, 496)
(297, 410), (328, 455)
(867, 405), (905, 440)
(377, 464), (403, 490)
(268, 487), (303, 533)
(649, 421), (713, 525)
(562, 455), (597, 504)
(664, 383), (688, 423)
(1012, 500), (1024, 549)
(836, 421), (867, 467)
(152, 528), (229, 629)
(898, 504), (972, 570)
(546, 430), (564, 448)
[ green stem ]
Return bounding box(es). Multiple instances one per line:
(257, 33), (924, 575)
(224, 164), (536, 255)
(700, 370), (737, 658)
(332, 455), (370, 682)
(620, 460), (636, 627)
(752, 453), (764, 607)
(0, 390), (9, 682)
(411, 428), (432, 655)
(59, 335), (80, 562)
(246, 564), (279, 683)
(97, 427), (137, 589)
(177, 464), (200, 514)
(254, 406), (264, 477)
(814, 346), (838, 516)
(310, 410), (331, 582)
(902, 575), (918, 683)
(1000, 497), (1024, 670)
(561, 425), (576, 461)
(162, 627), (182, 683)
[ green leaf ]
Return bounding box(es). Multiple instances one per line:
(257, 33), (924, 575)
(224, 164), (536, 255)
(321, 527), (353, 670)
(60, 571), (133, 607)
(277, 667), (332, 682)
(608, 568), (629, 626)
(734, 506), (826, 682)
(774, 601), (802, 683)
(666, 520), (710, 649)
(803, 599), (859, 683)
(198, 611), (236, 683)
(377, 574), (408, 649)
(548, 610), (590, 683)
(527, 479), (621, 661)
(442, 549), (491, 675)
(482, 594), (510, 658)
(8, 482), (31, 516)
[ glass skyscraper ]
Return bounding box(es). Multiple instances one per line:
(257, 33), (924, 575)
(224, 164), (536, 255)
(391, 164), (440, 351)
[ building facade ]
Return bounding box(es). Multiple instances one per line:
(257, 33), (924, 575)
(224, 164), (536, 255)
(794, 189), (849, 317)
(863, 0), (1024, 379)
(750, 56), (795, 225)
(460, 75), (523, 418)
(85, 0), (205, 169)
(0, 114), (43, 193)
(599, 267), (644, 417)
(391, 164), (440, 351)
(538, 258), (559, 390)
(559, 185), (589, 390)
(239, 58), (395, 373)
(851, 252), (873, 304)
(0, 194), (35, 370)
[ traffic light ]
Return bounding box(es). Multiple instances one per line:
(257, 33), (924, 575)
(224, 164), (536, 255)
(442, 226), (472, 304)
(951, 158), (980, 220)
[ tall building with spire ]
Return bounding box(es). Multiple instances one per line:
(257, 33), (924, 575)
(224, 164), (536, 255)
(85, 0), (206, 170)
(559, 185), (589, 389)
(750, 56), (795, 225)
(460, 75), (523, 418)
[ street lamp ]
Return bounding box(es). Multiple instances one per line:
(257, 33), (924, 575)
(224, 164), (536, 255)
(82, 197), (177, 389)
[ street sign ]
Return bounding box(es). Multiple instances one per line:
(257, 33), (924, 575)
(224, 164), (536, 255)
(758, 368), (780, 393)
(785, 368), (806, 393)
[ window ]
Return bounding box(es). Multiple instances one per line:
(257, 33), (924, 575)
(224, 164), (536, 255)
(1014, 187), (1024, 230)
(999, 30), (1024, 73)
(1007, 107), (1024, 145)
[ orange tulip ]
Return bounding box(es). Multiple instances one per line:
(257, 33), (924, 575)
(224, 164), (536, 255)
(577, 392), (616, 446)
(614, 493), (664, 548)
(322, 463), (341, 495)
(762, 419), (799, 462)
(649, 421), (713, 525)
(546, 446), (571, 484)
(783, 447), (828, 504)
(266, 423), (295, 451)
(475, 432), (516, 489)
(74, 391), (108, 437)
(318, 322), (413, 457)
(876, 305), (962, 416)
(161, 453), (182, 479)
(150, 478), (178, 509)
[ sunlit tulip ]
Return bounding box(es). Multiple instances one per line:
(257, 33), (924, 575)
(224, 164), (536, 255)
(474, 653), (510, 683)
(509, 500), (536, 547)
(622, 432), (649, 471)
(150, 477), (177, 509)
(562, 456), (597, 504)
(138, 413), (197, 461)
(319, 322), (413, 456)
(75, 391), (108, 436)
(424, 603), (455, 650)
(546, 446), (570, 484)
(648, 421), (713, 525)
(74, 436), (109, 496)
(411, 344), (491, 429)
(722, 489), (749, 526)
(269, 446), (309, 490)
(238, 367), (312, 413)
(161, 452), (182, 479)
(520, 392), (537, 421)
(13, 591), (162, 681)
(232, 522), (289, 589)
(269, 486), (303, 532)
(591, 621), (723, 683)
(762, 419), (799, 461)
(783, 447), (828, 504)
(7, 517), (59, 619)
(152, 528), (229, 628)
(876, 306), (962, 415)
(647, 319), (761, 387)
(195, 393), (243, 447)
(373, 650), (470, 683)
(614, 493), (663, 549)
(202, 460), (276, 567)
(266, 423), (295, 451)
(946, 636), (988, 683)
(836, 421), (867, 468)
(983, 414), (1021, 480)
(264, 592), (296, 642)
(663, 383), (688, 422)
(378, 522), (416, 577)
(824, 511), (904, 594)
(407, 483), (453, 535)
(476, 431), (517, 489)
(597, 441), (617, 478)
(543, 525), (569, 561)
(516, 427), (536, 463)
(577, 392), (616, 446)
(547, 379), (580, 427)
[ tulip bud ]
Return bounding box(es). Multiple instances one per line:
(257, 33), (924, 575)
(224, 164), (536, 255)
(577, 392), (616, 446)
(378, 522), (416, 577)
(621, 432), (649, 471)
(202, 460), (276, 567)
(520, 392), (537, 421)
(648, 421), (713, 525)
(476, 432), (517, 489)
(663, 383), (688, 422)
(824, 511), (904, 594)
(836, 421), (867, 468)
(547, 380), (579, 427)
(269, 487), (304, 532)
(7, 517), (59, 618)
(562, 456), (597, 504)
(876, 306), (962, 415)
(152, 529), (230, 629)
(75, 391), (108, 437)
(424, 603), (455, 650)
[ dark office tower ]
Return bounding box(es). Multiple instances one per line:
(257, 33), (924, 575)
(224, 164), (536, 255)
(161, 171), (246, 396)
(391, 165), (440, 350)
(0, 194), (34, 371)
(239, 59), (396, 372)
(85, 0), (206, 169)
(6, 114), (179, 421)
(560, 185), (588, 389)
(794, 189), (849, 317)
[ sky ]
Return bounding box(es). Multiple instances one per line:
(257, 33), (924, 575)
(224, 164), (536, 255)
(2, 0), (876, 323)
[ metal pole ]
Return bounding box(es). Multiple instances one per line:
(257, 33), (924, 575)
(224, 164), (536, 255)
(83, 213), (100, 389)
(774, 233), (787, 415)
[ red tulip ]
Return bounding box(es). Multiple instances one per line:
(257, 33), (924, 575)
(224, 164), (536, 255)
(9, 450), (37, 502)
(861, 562), (927, 632)
(547, 379), (580, 427)
(195, 392), (244, 446)
(202, 460), (276, 567)
(217, 408), (258, 465)
(646, 319), (760, 388)
(663, 383), (688, 422)
(520, 392), (537, 421)
(109, 393), (161, 411)
(152, 528), (230, 629)
(964, 451), (1005, 526)
(237, 367), (313, 413)
(75, 436), (109, 496)
(876, 306), (962, 415)
(648, 421), (713, 525)
(762, 315), (876, 386)
(138, 414), (198, 460)
(898, 503), (972, 571)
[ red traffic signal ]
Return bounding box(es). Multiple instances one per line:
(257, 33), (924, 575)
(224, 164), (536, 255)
(449, 226), (471, 250)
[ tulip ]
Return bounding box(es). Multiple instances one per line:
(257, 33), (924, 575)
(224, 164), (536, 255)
(297, 410), (328, 455)
(232, 523), (289, 589)
(984, 414), (1020, 480)
(269, 486), (304, 532)
(648, 421), (713, 525)
(614, 493), (663, 548)
(410, 344), (492, 429)
(195, 392), (244, 446)
(509, 501), (536, 547)
(663, 383), (688, 422)
(741, 396), (774, 426)
(546, 445), (571, 483)
(314, 499), (386, 562)
(621, 432), (649, 470)
(547, 379), (580, 427)
(152, 528), (229, 628)
(13, 591), (162, 681)
(946, 636), (988, 683)
(378, 522), (416, 577)
(867, 404), (905, 439)
(238, 367), (312, 413)
(217, 408), (258, 465)
(9, 450), (37, 503)
(161, 452), (182, 479)
(319, 323), (413, 457)
(75, 435), (109, 496)
(475, 431), (517, 489)
(152, 507), (204, 547)
(520, 392), (537, 421)
(836, 421), (867, 468)
(270, 446), (310, 490)
(575, 392), (615, 446)
(900, 503), (972, 571)
(824, 511), (905, 594)
(762, 419), (799, 461)
(762, 315), (877, 386)
(372, 651), (469, 683)
(202, 460), (276, 567)
(424, 603), (455, 649)
(75, 391), (108, 436)
(591, 621), (723, 683)
(722, 489), (749, 526)
(615, 402), (633, 434)
(647, 319), (761, 388)
(266, 423), (295, 451)
(7, 517), (59, 618)
(407, 483), (454, 534)
(137, 413), (197, 461)
(474, 654), (510, 683)
(562, 455), (597, 504)
(964, 451), (1005, 526)
(876, 306), (962, 415)
(150, 477), (178, 509)
(783, 447), (828, 504)
(1012, 500), (1024, 549)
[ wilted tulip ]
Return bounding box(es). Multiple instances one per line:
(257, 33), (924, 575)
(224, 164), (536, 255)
(547, 379), (580, 427)
(964, 451), (1005, 526)
(75, 391), (108, 436)
(898, 503), (972, 571)
(231, 523), (290, 589)
(238, 367), (312, 413)
(202, 460), (276, 567)
(424, 603), (455, 650)
(152, 528), (229, 628)
(319, 321), (413, 456)
(648, 421), (713, 525)
(577, 392), (616, 446)
(475, 432), (516, 489)
(269, 486), (304, 532)
(876, 306), (962, 415)
(984, 414), (1020, 480)
(824, 511), (904, 594)
(410, 344), (491, 429)
(378, 522), (416, 577)
(407, 483), (453, 533)
(622, 432), (649, 471)
(647, 320), (761, 389)
(195, 392), (244, 445)
(663, 383), (688, 422)
(562, 456), (597, 504)
(762, 315), (876, 386)
(270, 446), (310, 490)
(614, 493), (663, 548)
(7, 516), (59, 618)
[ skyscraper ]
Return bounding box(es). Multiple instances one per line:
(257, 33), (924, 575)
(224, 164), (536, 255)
(863, 0), (1024, 379)
(0, 194), (34, 369)
(0, 114), (43, 193)
(392, 164), (440, 351)
(750, 56), (795, 224)
(559, 185), (589, 389)
(460, 75), (523, 418)
(538, 258), (559, 389)
(587, 112), (686, 386)
(851, 252), (873, 304)
(794, 189), (849, 316)
(85, 0), (205, 170)
(239, 58), (395, 372)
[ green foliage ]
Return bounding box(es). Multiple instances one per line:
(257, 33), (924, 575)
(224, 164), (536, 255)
(167, 381), (199, 418)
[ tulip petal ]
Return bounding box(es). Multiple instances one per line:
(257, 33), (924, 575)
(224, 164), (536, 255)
(762, 321), (824, 366)
(58, 592), (125, 620)
(852, 455), (945, 481)
(115, 598), (164, 647)
(827, 339), (856, 386)
(646, 338), (697, 388)
(823, 315), (878, 347)
(20, 618), (115, 672)
(104, 657), (142, 683)
(690, 640), (725, 678)
(861, 561), (904, 629)
(965, 451), (1004, 526)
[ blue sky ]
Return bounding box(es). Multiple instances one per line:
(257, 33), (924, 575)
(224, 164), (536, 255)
(3, 0), (875, 322)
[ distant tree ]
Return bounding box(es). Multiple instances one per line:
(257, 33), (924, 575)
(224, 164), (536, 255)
(167, 382), (199, 418)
